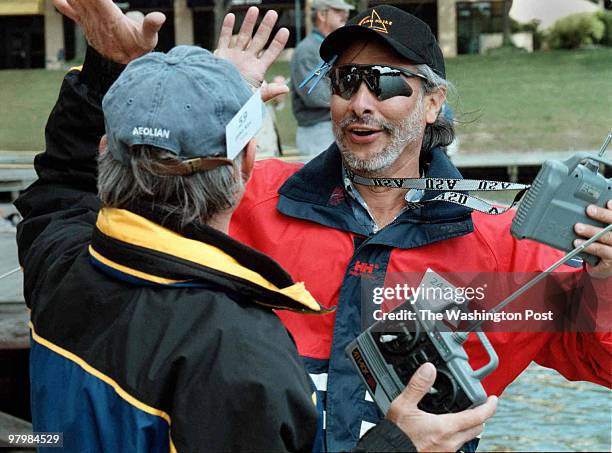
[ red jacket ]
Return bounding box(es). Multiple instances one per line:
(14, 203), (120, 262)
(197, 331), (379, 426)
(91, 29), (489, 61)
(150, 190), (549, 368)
(231, 147), (611, 451)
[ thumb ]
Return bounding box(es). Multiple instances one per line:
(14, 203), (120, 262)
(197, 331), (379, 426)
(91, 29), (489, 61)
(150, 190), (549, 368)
(398, 362), (437, 407)
(261, 82), (289, 103)
(142, 12), (166, 43)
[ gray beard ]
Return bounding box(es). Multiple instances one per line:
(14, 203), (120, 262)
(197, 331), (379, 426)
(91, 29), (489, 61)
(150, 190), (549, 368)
(334, 94), (425, 175)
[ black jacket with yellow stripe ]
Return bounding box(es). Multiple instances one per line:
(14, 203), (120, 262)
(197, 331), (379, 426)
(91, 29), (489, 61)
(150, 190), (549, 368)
(15, 59), (326, 452)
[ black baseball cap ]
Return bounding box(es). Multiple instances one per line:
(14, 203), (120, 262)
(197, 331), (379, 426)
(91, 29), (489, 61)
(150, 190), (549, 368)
(320, 5), (446, 78)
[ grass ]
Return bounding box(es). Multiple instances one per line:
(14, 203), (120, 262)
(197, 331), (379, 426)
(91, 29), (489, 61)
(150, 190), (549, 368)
(445, 47), (612, 153)
(0, 69), (66, 151)
(1, 48), (611, 153)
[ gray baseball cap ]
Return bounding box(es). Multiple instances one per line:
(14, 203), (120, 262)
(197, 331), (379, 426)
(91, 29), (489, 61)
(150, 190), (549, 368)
(102, 45), (252, 170)
(313, 0), (354, 11)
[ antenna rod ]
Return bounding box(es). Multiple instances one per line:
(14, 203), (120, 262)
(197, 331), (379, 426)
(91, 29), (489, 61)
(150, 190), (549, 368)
(455, 223), (612, 339)
(598, 129), (612, 157)
(0, 267), (20, 280)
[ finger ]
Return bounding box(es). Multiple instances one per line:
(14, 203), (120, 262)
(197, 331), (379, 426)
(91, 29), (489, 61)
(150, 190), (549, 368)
(574, 223), (612, 245)
(261, 82), (289, 103)
(235, 6), (260, 50)
(259, 27), (290, 70)
(216, 13), (235, 50)
(142, 12), (166, 45)
(248, 9), (278, 54)
(65, 0), (86, 17)
(53, 0), (79, 22)
(450, 423), (485, 448)
(80, 0), (121, 18)
(586, 202), (612, 224)
(574, 239), (612, 261)
(442, 395), (498, 432)
(395, 362), (436, 407)
(70, 0), (123, 27)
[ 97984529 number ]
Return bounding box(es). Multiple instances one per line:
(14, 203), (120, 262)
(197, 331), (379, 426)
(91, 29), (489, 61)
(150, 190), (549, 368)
(8, 432), (63, 447)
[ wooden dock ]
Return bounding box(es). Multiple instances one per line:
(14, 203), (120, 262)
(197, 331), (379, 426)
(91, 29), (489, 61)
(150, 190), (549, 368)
(0, 231), (31, 446)
(0, 147), (604, 194)
(0, 152), (37, 196)
(0, 233), (26, 350)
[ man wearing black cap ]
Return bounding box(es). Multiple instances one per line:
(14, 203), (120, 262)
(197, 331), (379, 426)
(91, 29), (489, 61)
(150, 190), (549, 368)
(235, 5), (610, 452)
(32, 2), (611, 452)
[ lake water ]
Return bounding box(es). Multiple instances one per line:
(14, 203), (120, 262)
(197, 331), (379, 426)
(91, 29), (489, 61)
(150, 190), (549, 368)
(479, 363), (611, 452)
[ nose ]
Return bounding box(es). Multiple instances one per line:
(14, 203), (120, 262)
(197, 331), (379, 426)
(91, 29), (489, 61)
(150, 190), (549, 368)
(347, 81), (378, 117)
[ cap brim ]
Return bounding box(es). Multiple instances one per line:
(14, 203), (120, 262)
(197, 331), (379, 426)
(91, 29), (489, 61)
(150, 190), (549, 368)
(320, 25), (427, 68)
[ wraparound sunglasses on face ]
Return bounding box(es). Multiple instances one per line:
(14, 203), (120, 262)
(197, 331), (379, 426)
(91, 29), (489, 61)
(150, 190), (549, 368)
(330, 64), (428, 101)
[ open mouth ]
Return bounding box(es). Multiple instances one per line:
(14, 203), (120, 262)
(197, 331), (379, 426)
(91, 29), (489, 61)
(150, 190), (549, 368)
(347, 125), (383, 136)
(351, 129), (378, 137)
(345, 127), (384, 144)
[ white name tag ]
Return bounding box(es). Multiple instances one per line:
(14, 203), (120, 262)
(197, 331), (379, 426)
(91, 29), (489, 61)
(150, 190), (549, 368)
(225, 89), (264, 160)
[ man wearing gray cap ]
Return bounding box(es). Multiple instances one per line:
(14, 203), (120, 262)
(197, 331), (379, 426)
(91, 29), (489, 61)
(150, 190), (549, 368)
(17, 39), (330, 451)
(15, 2), (499, 452)
(290, 0), (353, 156)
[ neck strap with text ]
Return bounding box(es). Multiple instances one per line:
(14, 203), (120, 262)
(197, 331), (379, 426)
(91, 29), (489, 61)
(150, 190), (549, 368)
(344, 168), (531, 215)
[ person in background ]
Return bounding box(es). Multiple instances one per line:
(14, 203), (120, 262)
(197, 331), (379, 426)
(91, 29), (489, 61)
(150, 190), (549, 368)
(290, 0), (353, 157)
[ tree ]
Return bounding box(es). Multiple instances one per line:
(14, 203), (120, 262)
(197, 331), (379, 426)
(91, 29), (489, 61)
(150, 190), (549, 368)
(502, 0), (513, 46)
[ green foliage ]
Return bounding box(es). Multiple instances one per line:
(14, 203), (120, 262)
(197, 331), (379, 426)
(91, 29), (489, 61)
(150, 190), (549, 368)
(511, 18), (539, 34)
(596, 10), (612, 46)
(511, 19), (544, 50)
(2, 49), (611, 154)
(547, 12), (605, 49)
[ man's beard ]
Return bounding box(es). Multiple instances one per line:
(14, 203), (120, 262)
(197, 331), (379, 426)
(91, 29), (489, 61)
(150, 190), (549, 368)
(333, 93), (426, 175)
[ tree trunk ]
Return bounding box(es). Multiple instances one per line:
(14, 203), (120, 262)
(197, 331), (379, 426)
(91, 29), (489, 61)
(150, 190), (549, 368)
(502, 0), (513, 47)
(305, 0), (313, 37)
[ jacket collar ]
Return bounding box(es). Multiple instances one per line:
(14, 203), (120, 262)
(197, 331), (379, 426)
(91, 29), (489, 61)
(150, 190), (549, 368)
(89, 200), (328, 313)
(277, 144), (474, 248)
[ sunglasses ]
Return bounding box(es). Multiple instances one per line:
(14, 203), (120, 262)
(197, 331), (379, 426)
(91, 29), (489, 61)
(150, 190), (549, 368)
(330, 64), (428, 101)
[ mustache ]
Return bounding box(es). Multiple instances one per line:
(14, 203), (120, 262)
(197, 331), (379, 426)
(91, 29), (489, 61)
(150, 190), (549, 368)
(338, 114), (393, 133)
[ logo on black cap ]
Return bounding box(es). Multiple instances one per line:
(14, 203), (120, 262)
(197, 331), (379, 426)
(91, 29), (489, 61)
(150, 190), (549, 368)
(358, 9), (393, 34)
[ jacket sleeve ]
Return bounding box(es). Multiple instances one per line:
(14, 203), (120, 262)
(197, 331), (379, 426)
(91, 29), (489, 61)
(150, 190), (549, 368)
(15, 47), (125, 303)
(534, 274), (611, 387)
(290, 41), (331, 109)
(514, 240), (612, 388)
(353, 420), (416, 452)
(486, 214), (612, 388)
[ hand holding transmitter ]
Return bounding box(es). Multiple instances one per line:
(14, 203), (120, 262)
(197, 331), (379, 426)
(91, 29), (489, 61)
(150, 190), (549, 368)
(511, 131), (612, 265)
(347, 224), (612, 415)
(347, 272), (498, 415)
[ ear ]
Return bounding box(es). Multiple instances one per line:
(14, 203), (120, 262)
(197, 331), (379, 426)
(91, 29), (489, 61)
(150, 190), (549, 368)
(99, 134), (108, 154)
(240, 138), (257, 183)
(424, 88), (446, 124)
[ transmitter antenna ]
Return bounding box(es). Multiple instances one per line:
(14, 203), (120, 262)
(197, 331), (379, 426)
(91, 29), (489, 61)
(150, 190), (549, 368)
(454, 223), (612, 342)
(598, 129), (612, 158)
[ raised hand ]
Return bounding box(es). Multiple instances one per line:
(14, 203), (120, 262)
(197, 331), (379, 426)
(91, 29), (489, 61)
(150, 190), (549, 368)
(215, 7), (289, 89)
(387, 363), (497, 452)
(53, 0), (166, 64)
